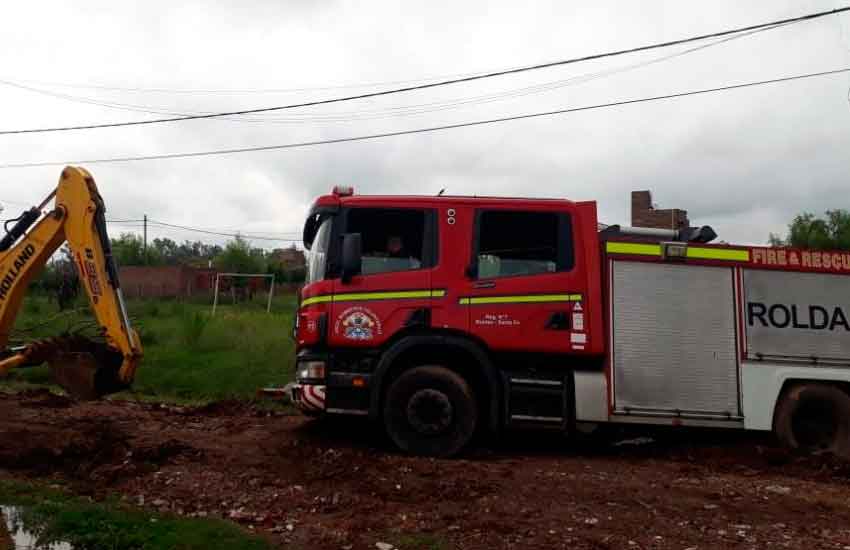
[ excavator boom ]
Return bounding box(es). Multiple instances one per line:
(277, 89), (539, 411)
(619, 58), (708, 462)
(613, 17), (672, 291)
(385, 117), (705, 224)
(0, 167), (142, 399)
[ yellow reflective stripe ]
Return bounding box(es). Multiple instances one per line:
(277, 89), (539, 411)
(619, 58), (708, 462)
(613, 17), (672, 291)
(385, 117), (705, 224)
(686, 247), (750, 261)
(459, 294), (582, 305)
(605, 242), (661, 256)
(606, 241), (749, 262)
(301, 289), (445, 307)
(301, 295), (333, 306)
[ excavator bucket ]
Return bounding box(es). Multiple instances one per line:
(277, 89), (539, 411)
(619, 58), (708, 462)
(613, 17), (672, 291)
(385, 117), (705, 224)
(48, 352), (127, 401)
(3, 335), (130, 401)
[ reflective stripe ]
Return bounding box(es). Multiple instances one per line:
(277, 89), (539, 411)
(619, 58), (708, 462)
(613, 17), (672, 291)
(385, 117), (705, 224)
(301, 289), (446, 307)
(686, 247), (750, 261)
(301, 295), (333, 306)
(606, 241), (749, 262)
(459, 294), (582, 305)
(605, 242), (662, 256)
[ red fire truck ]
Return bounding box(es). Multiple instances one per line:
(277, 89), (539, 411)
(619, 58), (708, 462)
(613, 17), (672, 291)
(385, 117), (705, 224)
(290, 186), (850, 457)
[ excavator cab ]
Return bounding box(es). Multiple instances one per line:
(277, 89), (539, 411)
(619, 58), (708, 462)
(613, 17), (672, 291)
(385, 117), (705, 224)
(0, 167), (142, 399)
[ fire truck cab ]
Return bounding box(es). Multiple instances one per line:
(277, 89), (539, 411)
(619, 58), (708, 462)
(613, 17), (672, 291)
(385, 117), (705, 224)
(292, 186), (850, 457)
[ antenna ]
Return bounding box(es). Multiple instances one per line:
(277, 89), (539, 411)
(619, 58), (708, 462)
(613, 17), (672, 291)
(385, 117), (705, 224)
(437, 189), (445, 196)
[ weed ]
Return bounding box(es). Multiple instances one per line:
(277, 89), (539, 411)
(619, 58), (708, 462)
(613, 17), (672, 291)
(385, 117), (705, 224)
(181, 312), (210, 347)
(0, 479), (273, 550)
(144, 302), (161, 318)
(139, 328), (159, 346)
(4, 294), (298, 403)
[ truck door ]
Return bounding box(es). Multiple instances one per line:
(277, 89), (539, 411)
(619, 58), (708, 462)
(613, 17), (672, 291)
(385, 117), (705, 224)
(463, 207), (587, 354)
(327, 206), (436, 349)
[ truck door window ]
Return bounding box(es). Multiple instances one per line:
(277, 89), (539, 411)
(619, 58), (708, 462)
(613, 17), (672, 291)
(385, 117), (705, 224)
(305, 216), (332, 284)
(346, 208), (427, 275)
(476, 210), (572, 278)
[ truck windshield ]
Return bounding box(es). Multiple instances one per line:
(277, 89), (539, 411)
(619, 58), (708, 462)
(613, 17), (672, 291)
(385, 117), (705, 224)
(306, 217), (332, 284)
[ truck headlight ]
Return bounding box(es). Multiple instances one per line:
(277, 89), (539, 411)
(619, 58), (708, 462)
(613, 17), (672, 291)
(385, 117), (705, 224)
(298, 361), (326, 380)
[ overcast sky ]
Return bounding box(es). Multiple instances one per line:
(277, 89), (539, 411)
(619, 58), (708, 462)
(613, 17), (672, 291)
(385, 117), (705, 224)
(1, 0), (848, 249)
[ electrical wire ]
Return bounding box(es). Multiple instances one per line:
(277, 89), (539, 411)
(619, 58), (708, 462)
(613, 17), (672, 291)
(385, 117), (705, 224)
(147, 220), (300, 242)
(107, 218), (299, 237)
(12, 68), (503, 95)
(0, 24), (783, 127)
(0, 197), (33, 207)
(0, 5), (846, 135)
(1, 67), (846, 169)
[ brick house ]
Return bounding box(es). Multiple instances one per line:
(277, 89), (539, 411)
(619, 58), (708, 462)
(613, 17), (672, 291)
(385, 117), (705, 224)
(270, 245), (306, 268)
(631, 190), (689, 230)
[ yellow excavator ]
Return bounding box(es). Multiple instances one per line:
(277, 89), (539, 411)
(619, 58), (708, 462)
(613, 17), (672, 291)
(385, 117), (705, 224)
(0, 166), (142, 399)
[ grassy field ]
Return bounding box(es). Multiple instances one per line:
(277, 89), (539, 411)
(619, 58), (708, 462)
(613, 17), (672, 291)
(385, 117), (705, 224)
(0, 479), (273, 550)
(2, 292), (298, 403)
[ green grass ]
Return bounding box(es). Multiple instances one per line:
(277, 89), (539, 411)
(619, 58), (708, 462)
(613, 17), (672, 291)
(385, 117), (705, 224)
(0, 479), (273, 550)
(3, 293), (298, 403)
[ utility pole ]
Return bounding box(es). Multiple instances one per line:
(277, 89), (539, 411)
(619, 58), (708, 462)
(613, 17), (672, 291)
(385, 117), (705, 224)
(143, 214), (148, 264)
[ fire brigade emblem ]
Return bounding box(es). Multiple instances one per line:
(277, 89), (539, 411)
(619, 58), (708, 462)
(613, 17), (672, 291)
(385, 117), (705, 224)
(338, 307), (382, 340)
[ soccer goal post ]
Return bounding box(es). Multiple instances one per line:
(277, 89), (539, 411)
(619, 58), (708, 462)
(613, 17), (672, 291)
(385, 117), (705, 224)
(212, 273), (276, 315)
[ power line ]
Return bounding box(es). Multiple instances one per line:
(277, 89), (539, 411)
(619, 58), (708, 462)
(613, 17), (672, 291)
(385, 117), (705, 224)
(147, 220), (299, 242)
(1, 67), (846, 169)
(0, 25), (778, 127)
(0, 6), (846, 136)
(0, 197), (33, 207)
(10, 68), (503, 95)
(109, 218), (299, 236)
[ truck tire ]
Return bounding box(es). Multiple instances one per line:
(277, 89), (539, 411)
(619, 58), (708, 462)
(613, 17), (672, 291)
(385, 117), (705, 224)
(773, 383), (850, 458)
(383, 366), (477, 457)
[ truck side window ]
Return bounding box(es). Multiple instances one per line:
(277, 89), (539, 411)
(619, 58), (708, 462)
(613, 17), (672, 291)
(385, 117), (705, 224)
(347, 208), (427, 275)
(476, 210), (572, 278)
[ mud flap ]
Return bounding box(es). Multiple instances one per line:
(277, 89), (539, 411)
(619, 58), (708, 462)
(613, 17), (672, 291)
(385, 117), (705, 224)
(48, 352), (128, 401)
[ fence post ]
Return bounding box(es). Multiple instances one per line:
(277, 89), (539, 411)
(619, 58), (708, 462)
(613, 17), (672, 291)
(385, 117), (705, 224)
(212, 274), (220, 316)
(267, 274), (275, 313)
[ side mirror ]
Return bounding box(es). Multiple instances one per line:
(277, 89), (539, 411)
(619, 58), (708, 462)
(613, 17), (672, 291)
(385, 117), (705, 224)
(341, 233), (362, 284)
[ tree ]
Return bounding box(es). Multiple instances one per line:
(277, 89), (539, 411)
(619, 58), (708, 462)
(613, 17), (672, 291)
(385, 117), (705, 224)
(32, 245), (79, 308)
(151, 237), (180, 264)
(215, 236), (266, 274)
(770, 210), (850, 251)
(110, 233), (162, 266)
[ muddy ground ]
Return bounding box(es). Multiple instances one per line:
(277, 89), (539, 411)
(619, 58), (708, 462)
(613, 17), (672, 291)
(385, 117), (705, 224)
(2, 390), (850, 550)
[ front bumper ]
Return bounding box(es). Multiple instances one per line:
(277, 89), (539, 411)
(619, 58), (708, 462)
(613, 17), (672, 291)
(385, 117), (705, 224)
(290, 382), (326, 415)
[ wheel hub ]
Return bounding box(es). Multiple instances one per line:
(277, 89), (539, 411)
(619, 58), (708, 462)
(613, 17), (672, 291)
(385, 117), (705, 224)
(406, 389), (453, 435)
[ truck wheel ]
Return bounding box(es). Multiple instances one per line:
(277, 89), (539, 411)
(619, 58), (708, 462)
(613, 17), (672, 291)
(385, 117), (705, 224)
(383, 366), (477, 457)
(774, 383), (850, 458)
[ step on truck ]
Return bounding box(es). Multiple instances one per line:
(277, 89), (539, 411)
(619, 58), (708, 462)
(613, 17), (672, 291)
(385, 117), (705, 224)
(290, 186), (850, 457)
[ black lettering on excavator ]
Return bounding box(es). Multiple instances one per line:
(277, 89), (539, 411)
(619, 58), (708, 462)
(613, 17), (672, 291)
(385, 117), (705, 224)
(0, 244), (36, 302)
(84, 259), (102, 299)
(747, 302), (850, 332)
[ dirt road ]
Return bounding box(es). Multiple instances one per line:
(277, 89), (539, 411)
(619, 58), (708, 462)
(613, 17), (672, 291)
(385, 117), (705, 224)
(2, 390), (850, 549)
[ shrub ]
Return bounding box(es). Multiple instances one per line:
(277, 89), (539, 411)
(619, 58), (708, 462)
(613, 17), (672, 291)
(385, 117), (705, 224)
(181, 312), (210, 347)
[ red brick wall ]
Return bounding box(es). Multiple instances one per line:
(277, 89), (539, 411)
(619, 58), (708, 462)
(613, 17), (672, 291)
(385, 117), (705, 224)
(631, 190), (689, 230)
(119, 266), (195, 298)
(118, 266), (298, 298)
